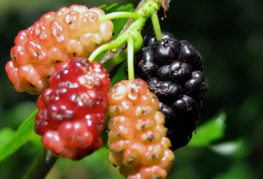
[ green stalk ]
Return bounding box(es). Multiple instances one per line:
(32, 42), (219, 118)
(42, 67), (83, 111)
(127, 36), (135, 80)
(151, 11), (163, 40)
(89, 0), (161, 63)
(89, 44), (113, 62)
(100, 12), (142, 22)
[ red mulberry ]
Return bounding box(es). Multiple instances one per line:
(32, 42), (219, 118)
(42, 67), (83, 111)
(108, 79), (174, 179)
(35, 58), (111, 160)
(5, 5), (113, 94)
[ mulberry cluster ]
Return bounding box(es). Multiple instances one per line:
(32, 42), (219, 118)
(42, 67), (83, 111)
(135, 32), (207, 150)
(5, 5), (113, 94)
(35, 58), (111, 160)
(108, 79), (174, 179)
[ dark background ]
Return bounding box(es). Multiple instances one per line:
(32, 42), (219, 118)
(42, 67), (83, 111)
(0, 0), (262, 178)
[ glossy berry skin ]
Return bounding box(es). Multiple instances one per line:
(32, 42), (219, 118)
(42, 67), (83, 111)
(135, 32), (207, 150)
(5, 5), (113, 94)
(108, 79), (174, 179)
(35, 58), (111, 160)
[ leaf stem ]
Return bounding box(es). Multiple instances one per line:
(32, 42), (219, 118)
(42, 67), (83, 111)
(151, 11), (162, 40)
(100, 12), (141, 22)
(127, 36), (135, 80)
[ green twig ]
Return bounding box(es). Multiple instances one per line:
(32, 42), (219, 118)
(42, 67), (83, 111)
(151, 11), (162, 40)
(100, 12), (141, 22)
(127, 36), (135, 80)
(89, 44), (113, 62)
(100, 1), (145, 64)
(90, 0), (161, 64)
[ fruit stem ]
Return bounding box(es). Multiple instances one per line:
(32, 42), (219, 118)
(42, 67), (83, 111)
(22, 149), (57, 179)
(127, 36), (135, 80)
(151, 11), (162, 40)
(89, 18), (145, 63)
(100, 0), (146, 64)
(100, 12), (142, 22)
(89, 0), (161, 64)
(89, 43), (114, 62)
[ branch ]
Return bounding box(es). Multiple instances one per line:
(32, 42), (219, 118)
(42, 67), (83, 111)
(101, 0), (171, 66)
(101, 0), (146, 64)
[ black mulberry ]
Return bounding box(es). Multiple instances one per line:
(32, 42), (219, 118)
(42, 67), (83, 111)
(135, 32), (207, 150)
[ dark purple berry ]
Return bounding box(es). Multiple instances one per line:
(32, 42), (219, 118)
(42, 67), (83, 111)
(157, 65), (171, 80)
(147, 77), (159, 91)
(185, 78), (202, 96)
(148, 78), (182, 101)
(170, 61), (192, 83)
(137, 47), (157, 78)
(143, 34), (157, 47)
(161, 32), (175, 40)
(172, 95), (199, 114)
(156, 81), (182, 100)
(154, 38), (180, 65)
(142, 47), (155, 62)
(135, 32), (207, 150)
(178, 40), (203, 70)
(185, 71), (207, 97)
(159, 102), (175, 119)
(192, 71), (205, 80)
(138, 61), (157, 78)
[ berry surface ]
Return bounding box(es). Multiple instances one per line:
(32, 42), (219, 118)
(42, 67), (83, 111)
(5, 5), (113, 94)
(35, 58), (111, 160)
(135, 32), (208, 150)
(108, 79), (174, 179)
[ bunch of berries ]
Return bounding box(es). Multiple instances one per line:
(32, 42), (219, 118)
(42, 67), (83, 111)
(135, 32), (207, 150)
(5, 5), (113, 94)
(107, 79), (174, 178)
(4, 2), (209, 178)
(35, 58), (111, 160)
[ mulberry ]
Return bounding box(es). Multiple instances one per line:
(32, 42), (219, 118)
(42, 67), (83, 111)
(108, 79), (174, 179)
(35, 58), (111, 160)
(5, 5), (113, 94)
(135, 32), (207, 150)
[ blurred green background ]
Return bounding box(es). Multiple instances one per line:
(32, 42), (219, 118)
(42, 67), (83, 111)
(0, 0), (263, 178)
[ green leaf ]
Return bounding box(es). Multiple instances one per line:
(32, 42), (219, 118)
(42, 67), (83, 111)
(188, 113), (226, 147)
(100, 3), (118, 13)
(0, 128), (15, 148)
(214, 162), (254, 179)
(0, 109), (38, 161)
(101, 3), (134, 14)
(209, 139), (248, 158)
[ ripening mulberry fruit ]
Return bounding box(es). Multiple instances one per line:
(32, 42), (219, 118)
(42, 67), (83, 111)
(135, 32), (207, 150)
(108, 79), (174, 179)
(35, 58), (111, 160)
(5, 5), (113, 94)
